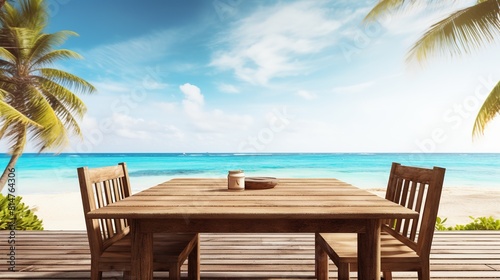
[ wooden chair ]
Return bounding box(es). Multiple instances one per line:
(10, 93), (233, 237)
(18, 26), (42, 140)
(78, 162), (200, 280)
(315, 162), (446, 280)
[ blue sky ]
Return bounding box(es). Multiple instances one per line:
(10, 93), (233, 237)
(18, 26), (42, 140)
(13, 0), (500, 152)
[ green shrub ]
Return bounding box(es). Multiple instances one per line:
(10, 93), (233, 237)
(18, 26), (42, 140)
(435, 216), (500, 231)
(435, 216), (450, 231)
(0, 194), (44, 230)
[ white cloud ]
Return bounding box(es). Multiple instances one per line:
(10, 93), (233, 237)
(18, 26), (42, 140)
(331, 73), (403, 95)
(91, 81), (130, 93)
(180, 83), (204, 105)
(218, 83), (240, 94)
(110, 114), (151, 140)
(210, 1), (341, 85)
(178, 83), (253, 133)
(180, 83), (205, 119)
(78, 113), (185, 147)
(156, 102), (178, 113)
(296, 90), (317, 100)
(331, 81), (374, 94)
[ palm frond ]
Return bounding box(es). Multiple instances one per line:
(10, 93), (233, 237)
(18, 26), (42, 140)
(0, 27), (18, 51)
(364, 0), (458, 22)
(472, 80), (500, 137)
(0, 100), (41, 128)
(30, 120), (68, 152)
(0, 47), (15, 64)
(32, 49), (83, 67)
(364, 0), (406, 22)
(24, 85), (68, 151)
(7, 27), (37, 60)
(36, 68), (96, 94)
(0, 80), (11, 92)
(407, 0), (500, 63)
(0, 119), (28, 155)
(13, 0), (46, 30)
(34, 75), (89, 118)
(29, 30), (79, 63)
(0, 1), (18, 28)
(0, 86), (42, 129)
(1, 0), (45, 29)
(11, 126), (27, 155)
(44, 95), (83, 137)
(0, 118), (12, 139)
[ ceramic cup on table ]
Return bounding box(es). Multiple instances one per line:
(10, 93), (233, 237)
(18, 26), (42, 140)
(227, 170), (245, 190)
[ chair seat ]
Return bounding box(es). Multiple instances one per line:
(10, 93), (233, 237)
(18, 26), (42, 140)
(317, 232), (422, 270)
(99, 233), (199, 271)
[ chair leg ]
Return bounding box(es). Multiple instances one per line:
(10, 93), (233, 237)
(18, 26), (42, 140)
(169, 264), (181, 280)
(188, 234), (200, 280)
(315, 234), (329, 280)
(418, 267), (430, 280)
(90, 260), (102, 280)
(338, 262), (350, 280)
(417, 260), (431, 280)
(90, 269), (102, 280)
(383, 271), (393, 280)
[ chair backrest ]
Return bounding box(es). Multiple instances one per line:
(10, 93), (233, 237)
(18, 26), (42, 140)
(383, 162), (446, 257)
(77, 162), (132, 256)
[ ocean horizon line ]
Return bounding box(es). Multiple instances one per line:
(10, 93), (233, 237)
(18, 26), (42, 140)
(5, 152), (500, 156)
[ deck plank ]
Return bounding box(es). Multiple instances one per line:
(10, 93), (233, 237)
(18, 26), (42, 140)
(0, 231), (499, 279)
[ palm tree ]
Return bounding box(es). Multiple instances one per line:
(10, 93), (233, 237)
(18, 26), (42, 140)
(364, 0), (500, 137)
(0, 0), (95, 191)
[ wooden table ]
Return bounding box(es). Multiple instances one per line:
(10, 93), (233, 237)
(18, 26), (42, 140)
(87, 178), (418, 280)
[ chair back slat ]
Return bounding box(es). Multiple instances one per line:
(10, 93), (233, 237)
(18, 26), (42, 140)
(393, 178), (411, 232)
(401, 180), (413, 235)
(102, 180), (115, 238)
(384, 162), (445, 257)
(110, 180), (128, 232)
(409, 182), (426, 240)
(78, 162), (132, 256)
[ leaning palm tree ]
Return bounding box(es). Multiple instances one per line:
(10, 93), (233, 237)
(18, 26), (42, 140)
(0, 0), (95, 191)
(364, 0), (500, 137)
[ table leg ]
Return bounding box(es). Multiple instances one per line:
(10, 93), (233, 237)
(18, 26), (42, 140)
(131, 220), (154, 280)
(357, 219), (381, 280)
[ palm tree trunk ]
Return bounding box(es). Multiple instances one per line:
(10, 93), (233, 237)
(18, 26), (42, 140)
(0, 152), (21, 193)
(0, 126), (27, 193)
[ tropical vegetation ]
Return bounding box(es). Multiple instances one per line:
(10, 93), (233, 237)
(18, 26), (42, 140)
(0, 193), (43, 230)
(436, 216), (500, 230)
(0, 0), (95, 192)
(364, 0), (500, 137)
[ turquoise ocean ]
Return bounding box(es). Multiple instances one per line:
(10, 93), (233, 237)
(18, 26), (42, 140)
(1, 153), (499, 195)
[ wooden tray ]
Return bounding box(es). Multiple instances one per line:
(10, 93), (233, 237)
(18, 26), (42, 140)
(245, 177), (279, 190)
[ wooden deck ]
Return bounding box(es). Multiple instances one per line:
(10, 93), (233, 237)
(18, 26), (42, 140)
(0, 231), (499, 279)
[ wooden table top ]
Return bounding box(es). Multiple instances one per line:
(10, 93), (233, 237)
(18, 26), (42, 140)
(87, 178), (418, 220)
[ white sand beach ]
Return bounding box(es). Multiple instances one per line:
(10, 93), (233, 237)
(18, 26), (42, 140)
(21, 186), (500, 230)
(370, 187), (500, 227)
